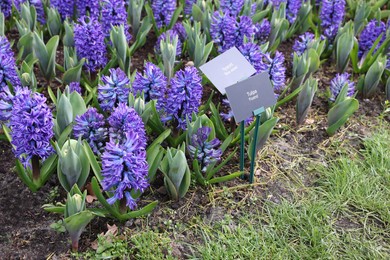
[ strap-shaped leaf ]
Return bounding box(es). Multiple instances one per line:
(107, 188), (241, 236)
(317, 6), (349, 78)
(83, 140), (102, 182)
(209, 171), (243, 184)
(327, 98), (359, 136)
(248, 117), (279, 160)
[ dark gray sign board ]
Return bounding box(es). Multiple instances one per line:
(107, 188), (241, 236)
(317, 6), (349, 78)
(225, 72), (277, 123)
(199, 47), (256, 94)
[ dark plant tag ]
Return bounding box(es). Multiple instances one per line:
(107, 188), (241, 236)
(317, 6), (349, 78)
(199, 47), (256, 94)
(225, 72), (277, 123)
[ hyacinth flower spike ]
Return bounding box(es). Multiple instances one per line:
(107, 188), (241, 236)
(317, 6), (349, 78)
(2, 88), (57, 191)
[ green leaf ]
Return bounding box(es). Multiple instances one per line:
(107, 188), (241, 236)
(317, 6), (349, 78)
(121, 201), (158, 220)
(83, 141), (102, 182)
(209, 171), (243, 184)
(327, 98), (359, 136)
(91, 177), (121, 219)
(15, 159), (37, 192)
(248, 117), (279, 160)
(63, 58), (85, 84)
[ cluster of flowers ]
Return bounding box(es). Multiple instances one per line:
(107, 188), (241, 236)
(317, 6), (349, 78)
(210, 10), (271, 53)
(133, 63), (203, 130)
(74, 102), (149, 209)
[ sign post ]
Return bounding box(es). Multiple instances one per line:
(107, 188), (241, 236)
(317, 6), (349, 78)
(200, 47), (276, 184)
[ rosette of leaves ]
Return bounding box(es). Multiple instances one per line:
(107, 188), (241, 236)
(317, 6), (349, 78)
(44, 185), (103, 252)
(32, 32), (59, 82)
(296, 77), (318, 125)
(159, 145), (191, 201)
(55, 139), (90, 192)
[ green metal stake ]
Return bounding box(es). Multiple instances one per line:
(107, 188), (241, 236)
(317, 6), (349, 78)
(240, 121), (245, 179)
(249, 107), (264, 184)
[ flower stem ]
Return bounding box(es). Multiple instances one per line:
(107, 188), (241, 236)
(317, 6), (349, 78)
(32, 155), (40, 181)
(72, 239), (79, 252)
(119, 198), (127, 214)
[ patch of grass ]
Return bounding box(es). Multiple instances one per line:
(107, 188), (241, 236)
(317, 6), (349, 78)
(129, 230), (174, 260)
(193, 126), (390, 259)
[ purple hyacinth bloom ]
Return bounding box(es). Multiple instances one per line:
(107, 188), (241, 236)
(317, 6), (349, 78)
(0, 0), (12, 18)
(329, 73), (355, 102)
(172, 22), (187, 42)
(320, 0), (346, 41)
(68, 82), (82, 94)
(51, 0), (74, 19)
(162, 66), (203, 129)
(239, 42), (264, 72)
(0, 86), (15, 122)
(101, 0), (131, 40)
(98, 68), (130, 112)
(292, 32), (315, 56)
(259, 51), (286, 93)
(358, 19), (386, 59)
(10, 88), (54, 167)
(76, 0), (100, 17)
(132, 62), (167, 106)
(73, 108), (108, 155)
(236, 16), (255, 47)
(220, 99), (253, 125)
(286, 0), (302, 24)
(184, 0), (196, 15)
(108, 103), (147, 145)
(154, 30), (182, 57)
(254, 19), (271, 44)
(210, 11), (237, 53)
(151, 0), (176, 29)
(220, 0), (244, 16)
(188, 127), (222, 172)
(0, 39), (21, 92)
(101, 131), (149, 210)
(74, 16), (108, 72)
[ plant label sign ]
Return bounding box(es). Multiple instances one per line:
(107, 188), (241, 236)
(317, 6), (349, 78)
(225, 72), (277, 123)
(199, 47), (256, 94)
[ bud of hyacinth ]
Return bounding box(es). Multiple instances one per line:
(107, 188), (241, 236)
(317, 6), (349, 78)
(76, 0), (100, 18)
(101, 131), (149, 210)
(329, 73), (355, 102)
(74, 16), (107, 72)
(254, 19), (271, 44)
(132, 62), (167, 107)
(0, 37), (20, 92)
(320, 0), (346, 41)
(210, 11), (237, 53)
(73, 108), (108, 156)
(259, 51), (286, 94)
(151, 0), (176, 29)
(10, 88), (54, 168)
(188, 127), (222, 172)
(236, 15), (255, 47)
(162, 66), (203, 129)
(101, 0), (131, 40)
(51, 0), (74, 19)
(108, 103), (147, 145)
(0, 0), (12, 18)
(239, 42), (264, 72)
(98, 68), (130, 112)
(68, 82), (82, 94)
(220, 0), (244, 16)
(358, 19), (386, 59)
(172, 22), (187, 42)
(293, 32), (315, 56)
(184, 0), (196, 15)
(155, 30), (182, 57)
